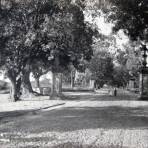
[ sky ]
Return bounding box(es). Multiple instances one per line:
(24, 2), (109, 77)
(84, 9), (148, 66)
(84, 10), (129, 51)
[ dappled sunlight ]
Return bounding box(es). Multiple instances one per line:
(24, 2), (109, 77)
(0, 99), (65, 113)
(0, 128), (147, 147)
(0, 89), (147, 148)
(1, 105), (148, 132)
(65, 100), (148, 108)
(0, 0), (147, 147)
(63, 89), (139, 101)
(0, 100), (148, 147)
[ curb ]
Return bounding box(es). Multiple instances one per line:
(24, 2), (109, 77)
(0, 103), (66, 119)
(37, 103), (66, 111)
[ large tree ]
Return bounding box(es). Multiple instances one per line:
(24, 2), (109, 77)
(0, 0), (60, 101)
(0, 0), (94, 101)
(30, 1), (94, 97)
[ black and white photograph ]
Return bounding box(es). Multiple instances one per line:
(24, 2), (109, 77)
(0, 0), (148, 147)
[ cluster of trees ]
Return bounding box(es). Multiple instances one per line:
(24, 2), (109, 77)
(0, 0), (94, 101)
(87, 50), (129, 88)
(107, 0), (148, 87)
(62, 45), (141, 89)
(67, 0), (148, 89)
(86, 0), (148, 88)
(87, 47), (141, 88)
(1, 0), (147, 101)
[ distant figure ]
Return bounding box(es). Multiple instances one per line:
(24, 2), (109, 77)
(114, 87), (117, 96)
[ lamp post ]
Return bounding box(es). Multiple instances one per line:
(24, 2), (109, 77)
(139, 44), (148, 100)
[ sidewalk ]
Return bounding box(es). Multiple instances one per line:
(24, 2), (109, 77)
(0, 88), (141, 113)
(0, 98), (65, 113)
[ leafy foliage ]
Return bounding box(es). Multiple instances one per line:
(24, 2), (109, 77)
(108, 0), (148, 42)
(111, 66), (130, 87)
(0, 0), (94, 100)
(88, 51), (114, 87)
(112, 42), (142, 87)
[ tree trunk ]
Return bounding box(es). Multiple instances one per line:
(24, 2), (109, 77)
(9, 77), (22, 102)
(71, 71), (75, 88)
(34, 76), (41, 93)
(35, 77), (40, 88)
(21, 58), (36, 98)
(7, 70), (22, 102)
(50, 71), (57, 98)
(50, 55), (63, 99)
(23, 71), (33, 91)
(50, 72), (63, 99)
(59, 73), (62, 94)
(22, 71), (34, 98)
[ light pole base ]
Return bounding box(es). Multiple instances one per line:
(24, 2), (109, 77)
(139, 67), (148, 100)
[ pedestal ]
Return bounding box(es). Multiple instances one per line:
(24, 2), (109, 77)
(139, 67), (148, 100)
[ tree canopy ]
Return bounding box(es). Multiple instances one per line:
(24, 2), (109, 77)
(108, 0), (148, 42)
(0, 0), (94, 101)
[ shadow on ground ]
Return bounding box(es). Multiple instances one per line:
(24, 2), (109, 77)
(0, 90), (146, 147)
(63, 91), (138, 101)
(0, 105), (148, 134)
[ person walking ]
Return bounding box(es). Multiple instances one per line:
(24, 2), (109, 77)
(114, 87), (117, 96)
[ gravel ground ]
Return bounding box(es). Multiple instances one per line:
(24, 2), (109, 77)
(0, 89), (148, 148)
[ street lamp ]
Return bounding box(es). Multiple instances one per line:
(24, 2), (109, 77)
(139, 44), (148, 100)
(141, 44), (147, 67)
